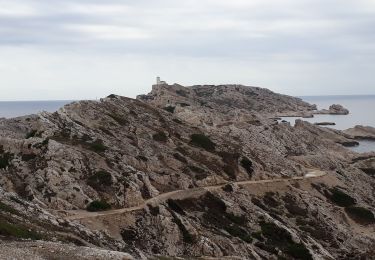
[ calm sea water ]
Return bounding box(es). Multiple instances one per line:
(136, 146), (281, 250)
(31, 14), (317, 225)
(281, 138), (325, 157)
(301, 95), (375, 130)
(0, 101), (73, 118)
(281, 95), (375, 153)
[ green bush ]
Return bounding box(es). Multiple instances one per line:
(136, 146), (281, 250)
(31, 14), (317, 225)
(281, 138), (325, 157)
(153, 131), (168, 142)
(240, 157), (254, 176)
(252, 231), (263, 241)
(88, 171), (112, 190)
(86, 200), (111, 212)
(0, 219), (40, 240)
(89, 140), (107, 153)
(163, 106), (175, 113)
(25, 130), (38, 139)
(190, 134), (216, 151)
(22, 153), (37, 161)
(0, 202), (19, 215)
(329, 188), (356, 207)
(345, 206), (375, 225)
(0, 153), (11, 169)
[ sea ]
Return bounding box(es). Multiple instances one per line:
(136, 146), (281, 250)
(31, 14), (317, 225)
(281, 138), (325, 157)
(0, 101), (73, 119)
(281, 95), (375, 153)
(0, 95), (374, 153)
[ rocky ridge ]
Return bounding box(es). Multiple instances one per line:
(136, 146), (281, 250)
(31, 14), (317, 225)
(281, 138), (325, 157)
(0, 83), (374, 259)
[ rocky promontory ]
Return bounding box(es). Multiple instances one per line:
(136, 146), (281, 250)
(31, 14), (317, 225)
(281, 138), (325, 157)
(344, 125), (375, 140)
(316, 104), (350, 115)
(0, 83), (374, 259)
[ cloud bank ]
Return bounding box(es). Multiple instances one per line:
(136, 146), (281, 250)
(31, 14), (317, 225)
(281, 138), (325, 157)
(0, 0), (374, 100)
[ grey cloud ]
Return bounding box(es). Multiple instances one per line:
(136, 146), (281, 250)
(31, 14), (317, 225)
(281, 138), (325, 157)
(0, 0), (374, 100)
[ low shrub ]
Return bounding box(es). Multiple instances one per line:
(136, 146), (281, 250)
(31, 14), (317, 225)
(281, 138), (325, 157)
(88, 171), (112, 190)
(190, 134), (216, 151)
(25, 130), (38, 139)
(251, 231), (263, 241)
(86, 200), (111, 212)
(0, 153), (11, 169)
(0, 202), (19, 215)
(222, 184), (234, 192)
(153, 131), (168, 142)
(89, 140), (107, 153)
(22, 153), (37, 161)
(121, 228), (138, 242)
(0, 218), (40, 240)
(345, 206), (375, 225)
(163, 106), (175, 113)
(328, 188), (356, 207)
(240, 157), (254, 176)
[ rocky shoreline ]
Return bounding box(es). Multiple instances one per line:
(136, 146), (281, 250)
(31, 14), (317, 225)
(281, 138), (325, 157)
(344, 125), (375, 140)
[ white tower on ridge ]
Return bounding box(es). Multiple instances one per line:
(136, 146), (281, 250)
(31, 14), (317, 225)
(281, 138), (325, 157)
(156, 76), (167, 85)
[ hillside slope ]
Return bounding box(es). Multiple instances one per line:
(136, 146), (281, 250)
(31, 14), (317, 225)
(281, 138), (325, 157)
(0, 84), (374, 259)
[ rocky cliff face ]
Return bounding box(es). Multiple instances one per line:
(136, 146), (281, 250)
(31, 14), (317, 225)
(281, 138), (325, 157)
(0, 84), (374, 259)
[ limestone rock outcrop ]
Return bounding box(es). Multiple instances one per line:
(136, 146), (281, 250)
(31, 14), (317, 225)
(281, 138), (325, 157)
(0, 84), (374, 259)
(317, 104), (350, 115)
(344, 125), (375, 140)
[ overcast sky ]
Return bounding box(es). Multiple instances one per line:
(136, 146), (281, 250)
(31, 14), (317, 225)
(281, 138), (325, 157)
(0, 0), (374, 100)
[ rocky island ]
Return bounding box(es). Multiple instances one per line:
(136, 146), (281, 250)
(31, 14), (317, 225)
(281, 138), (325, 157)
(0, 83), (374, 259)
(316, 104), (350, 115)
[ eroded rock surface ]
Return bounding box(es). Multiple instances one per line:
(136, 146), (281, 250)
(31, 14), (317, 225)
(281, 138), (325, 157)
(0, 83), (374, 259)
(344, 125), (375, 140)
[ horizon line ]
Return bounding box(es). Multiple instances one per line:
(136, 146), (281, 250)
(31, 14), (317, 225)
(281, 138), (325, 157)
(1, 93), (375, 102)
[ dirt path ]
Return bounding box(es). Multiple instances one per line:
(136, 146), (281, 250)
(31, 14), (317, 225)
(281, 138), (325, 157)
(65, 170), (327, 220)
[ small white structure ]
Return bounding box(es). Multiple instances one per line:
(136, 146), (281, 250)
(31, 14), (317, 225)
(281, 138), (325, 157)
(156, 77), (167, 85)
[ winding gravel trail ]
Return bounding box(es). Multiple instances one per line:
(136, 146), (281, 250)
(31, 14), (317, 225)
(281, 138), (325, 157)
(65, 170), (326, 220)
